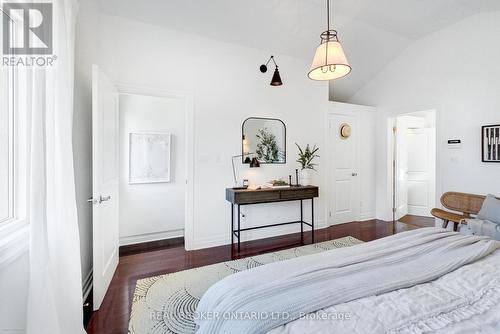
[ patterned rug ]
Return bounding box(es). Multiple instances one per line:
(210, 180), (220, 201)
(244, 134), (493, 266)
(128, 236), (363, 334)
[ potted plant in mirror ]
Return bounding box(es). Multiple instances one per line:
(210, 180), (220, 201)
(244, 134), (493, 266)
(256, 128), (280, 162)
(296, 143), (319, 186)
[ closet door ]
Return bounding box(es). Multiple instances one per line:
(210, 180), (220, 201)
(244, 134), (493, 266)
(329, 113), (360, 224)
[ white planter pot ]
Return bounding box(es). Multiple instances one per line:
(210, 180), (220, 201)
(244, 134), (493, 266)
(300, 169), (311, 186)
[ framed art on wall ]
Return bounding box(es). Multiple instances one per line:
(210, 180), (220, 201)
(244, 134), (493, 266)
(129, 132), (172, 184)
(482, 125), (500, 162)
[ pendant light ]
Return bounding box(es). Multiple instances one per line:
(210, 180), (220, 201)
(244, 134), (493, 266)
(308, 0), (351, 81)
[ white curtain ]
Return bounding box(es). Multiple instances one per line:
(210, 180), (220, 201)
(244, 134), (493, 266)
(26, 0), (86, 333)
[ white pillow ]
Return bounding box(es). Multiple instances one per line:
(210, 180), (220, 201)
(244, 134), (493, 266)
(478, 194), (500, 224)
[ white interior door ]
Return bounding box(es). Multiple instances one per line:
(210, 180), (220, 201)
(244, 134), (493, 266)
(406, 128), (436, 217)
(92, 65), (120, 310)
(329, 114), (360, 224)
(395, 121), (408, 220)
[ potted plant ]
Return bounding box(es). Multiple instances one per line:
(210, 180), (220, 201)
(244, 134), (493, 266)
(296, 143), (319, 185)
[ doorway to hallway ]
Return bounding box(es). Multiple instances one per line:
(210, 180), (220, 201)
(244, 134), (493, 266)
(392, 110), (437, 222)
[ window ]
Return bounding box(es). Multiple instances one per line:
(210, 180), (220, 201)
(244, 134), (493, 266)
(0, 30), (15, 224)
(0, 14), (29, 265)
(0, 12), (27, 228)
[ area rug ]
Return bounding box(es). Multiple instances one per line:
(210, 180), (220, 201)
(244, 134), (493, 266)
(128, 236), (363, 334)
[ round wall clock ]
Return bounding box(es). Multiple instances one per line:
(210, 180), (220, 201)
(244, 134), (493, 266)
(340, 123), (351, 139)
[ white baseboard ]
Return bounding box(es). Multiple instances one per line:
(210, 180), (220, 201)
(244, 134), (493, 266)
(328, 216), (375, 226)
(359, 212), (376, 221)
(190, 235), (228, 250)
(408, 207), (433, 217)
(119, 229), (184, 246)
(82, 269), (93, 301)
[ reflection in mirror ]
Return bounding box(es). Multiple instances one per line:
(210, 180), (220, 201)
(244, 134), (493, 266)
(242, 117), (286, 164)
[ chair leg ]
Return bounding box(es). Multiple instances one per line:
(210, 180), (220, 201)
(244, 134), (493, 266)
(453, 222), (459, 232)
(442, 220), (449, 229)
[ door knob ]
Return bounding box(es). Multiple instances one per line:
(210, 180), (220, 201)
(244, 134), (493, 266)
(352, 173), (358, 177)
(99, 195), (111, 203)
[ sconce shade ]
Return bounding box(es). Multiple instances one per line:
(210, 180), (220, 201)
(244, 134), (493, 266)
(250, 157), (260, 168)
(308, 40), (351, 81)
(270, 67), (283, 86)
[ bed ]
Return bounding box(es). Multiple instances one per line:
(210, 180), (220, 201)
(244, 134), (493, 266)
(194, 228), (500, 334)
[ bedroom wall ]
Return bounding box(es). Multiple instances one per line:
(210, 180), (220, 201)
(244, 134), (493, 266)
(72, 11), (377, 250)
(97, 14), (328, 249)
(349, 11), (500, 220)
(0, 254), (28, 333)
(119, 94), (186, 245)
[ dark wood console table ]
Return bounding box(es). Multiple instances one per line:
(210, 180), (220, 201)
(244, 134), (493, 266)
(226, 186), (319, 252)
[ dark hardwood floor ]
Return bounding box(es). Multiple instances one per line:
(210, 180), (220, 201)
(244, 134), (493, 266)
(399, 214), (435, 228)
(86, 219), (416, 334)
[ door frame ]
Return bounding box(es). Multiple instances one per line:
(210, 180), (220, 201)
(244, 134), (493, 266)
(388, 109), (439, 222)
(325, 106), (361, 226)
(393, 116), (408, 220)
(115, 84), (195, 250)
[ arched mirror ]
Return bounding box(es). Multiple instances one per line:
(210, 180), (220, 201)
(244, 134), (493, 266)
(242, 117), (286, 164)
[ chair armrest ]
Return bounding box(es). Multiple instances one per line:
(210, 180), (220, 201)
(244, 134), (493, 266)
(431, 208), (467, 223)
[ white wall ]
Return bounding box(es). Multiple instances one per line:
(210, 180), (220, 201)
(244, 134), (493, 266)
(349, 12), (500, 220)
(82, 12), (375, 250)
(97, 14), (331, 250)
(0, 254), (28, 334)
(119, 94), (185, 245)
(356, 106), (377, 221)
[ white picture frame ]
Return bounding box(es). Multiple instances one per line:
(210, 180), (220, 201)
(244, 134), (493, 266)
(129, 132), (171, 184)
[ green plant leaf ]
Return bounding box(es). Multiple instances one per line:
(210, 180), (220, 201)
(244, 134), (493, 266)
(296, 143), (319, 170)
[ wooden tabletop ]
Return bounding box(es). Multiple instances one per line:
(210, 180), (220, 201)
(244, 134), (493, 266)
(226, 185), (319, 204)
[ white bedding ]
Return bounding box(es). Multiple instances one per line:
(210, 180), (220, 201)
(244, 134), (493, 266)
(268, 249), (500, 334)
(195, 228), (499, 334)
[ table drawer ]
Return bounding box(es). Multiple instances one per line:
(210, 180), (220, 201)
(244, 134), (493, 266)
(280, 188), (318, 200)
(234, 190), (281, 204)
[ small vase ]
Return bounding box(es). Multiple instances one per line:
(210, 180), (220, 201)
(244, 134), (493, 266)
(300, 169), (311, 186)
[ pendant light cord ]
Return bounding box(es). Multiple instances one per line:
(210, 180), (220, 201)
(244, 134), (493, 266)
(327, 0), (330, 32)
(323, 0), (331, 71)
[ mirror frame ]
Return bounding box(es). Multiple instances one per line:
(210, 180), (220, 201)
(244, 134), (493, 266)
(241, 117), (286, 164)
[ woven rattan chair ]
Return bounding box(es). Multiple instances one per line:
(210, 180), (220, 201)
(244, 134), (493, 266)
(431, 192), (498, 231)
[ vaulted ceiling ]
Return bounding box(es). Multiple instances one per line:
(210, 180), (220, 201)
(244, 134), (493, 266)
(97, 0), (500, 101)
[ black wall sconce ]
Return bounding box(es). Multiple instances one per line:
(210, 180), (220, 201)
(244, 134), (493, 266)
(260, 55), (283, 86)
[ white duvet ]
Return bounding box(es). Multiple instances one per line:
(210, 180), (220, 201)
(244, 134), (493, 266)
(195, 228), (499, 334)
(268, 249), (500, 334)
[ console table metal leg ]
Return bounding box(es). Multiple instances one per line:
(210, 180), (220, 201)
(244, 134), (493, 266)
(231, 204), (234, 250)
(311, 198), (315, 244)
(300, 200), (303, 243)
(237, 204), (241, 252)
